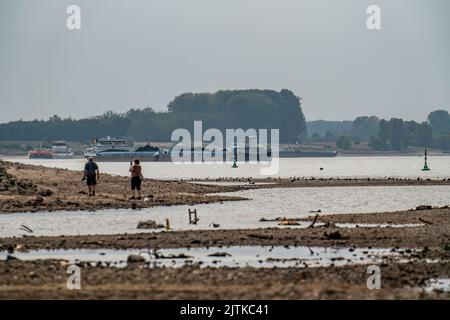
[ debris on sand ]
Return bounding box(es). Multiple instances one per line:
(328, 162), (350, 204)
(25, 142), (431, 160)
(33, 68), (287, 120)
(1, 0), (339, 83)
(418, 218), (434, 225)
(208, 252), (231, 257)
(137, 220), (165, 229)
(307, 214), (319, 229)
(19, 225), (33, 233)
(6, 255), (20, 262)
(37, 188), (54, 197)
(156, 253), (192, 259)
(278, 220), (300, 226)
(127, 254), (146, 263)
(247, 233), (274, 240)
(416, 205), (433, 211)
(324, 231), (348, 240)
(0, 161), (37, 195)
(260, 217), (301, 222)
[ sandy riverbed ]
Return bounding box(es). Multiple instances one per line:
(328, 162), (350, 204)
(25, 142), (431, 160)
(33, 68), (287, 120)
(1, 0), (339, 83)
(2, 160), (450, 214)
(1, 161), (450, 299)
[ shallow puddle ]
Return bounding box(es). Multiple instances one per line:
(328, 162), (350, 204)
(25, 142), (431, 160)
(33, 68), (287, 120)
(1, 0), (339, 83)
(189, 181), (276, 186)
(0, 246), (418, 269)
(335, 223), (425, 229)
(424, 278), (450, 293)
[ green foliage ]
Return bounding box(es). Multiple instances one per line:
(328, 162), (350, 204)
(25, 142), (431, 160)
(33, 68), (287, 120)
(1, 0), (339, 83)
(307, 120), (352, 138)
(0, 142), (28, 153)
(428, 110), (450, 134)
(0, 90), (307, 144)
(0, 112), (131, 142)
(310, 132), (321, 141)
(405, 121), (433, 147)
(323, 130), (336, 141)
(369, 118), (433, 151)
(336, 136), (352, 150)
(351, 116), (380, 141)
(433, 131), (450, 150)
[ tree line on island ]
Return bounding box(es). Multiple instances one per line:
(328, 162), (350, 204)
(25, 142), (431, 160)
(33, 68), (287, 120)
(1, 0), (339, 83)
(308, 110), (450, 151)
(0, 88), (449, 152)
(0, 89), (307, 144)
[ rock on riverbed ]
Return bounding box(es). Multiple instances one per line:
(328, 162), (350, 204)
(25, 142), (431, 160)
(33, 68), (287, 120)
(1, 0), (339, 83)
(0, 161), (36, 195)
(137, 220), (165, 229)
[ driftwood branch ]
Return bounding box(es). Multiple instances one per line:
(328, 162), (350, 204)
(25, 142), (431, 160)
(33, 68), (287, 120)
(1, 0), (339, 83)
(307, 214), (319, 229)
(418, 218), (433, 225)
(19, 225), (33, 233)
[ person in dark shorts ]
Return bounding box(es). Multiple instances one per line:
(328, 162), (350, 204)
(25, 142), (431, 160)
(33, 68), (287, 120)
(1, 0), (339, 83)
(129, 159), (143, 199)
(82, 157), (99, 197)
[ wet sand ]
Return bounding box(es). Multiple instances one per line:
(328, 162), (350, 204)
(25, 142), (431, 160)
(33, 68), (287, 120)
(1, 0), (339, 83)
(2, 160), (450, 214)
(194, 176), (450, 189)
(0, 161), (246, 213)
(2, 207), (450, 250)
(1, 207), (449, 299)
(1, 260), (449, 299)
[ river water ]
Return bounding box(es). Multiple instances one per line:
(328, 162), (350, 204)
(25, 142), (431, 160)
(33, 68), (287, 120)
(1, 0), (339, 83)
(1, 185), (449, 237)
(0, 246), (414, 269)
(3, 155), (449, 180)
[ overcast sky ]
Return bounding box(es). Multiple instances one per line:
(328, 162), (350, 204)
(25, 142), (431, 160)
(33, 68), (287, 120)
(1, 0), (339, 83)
(0, 0), (449, 123)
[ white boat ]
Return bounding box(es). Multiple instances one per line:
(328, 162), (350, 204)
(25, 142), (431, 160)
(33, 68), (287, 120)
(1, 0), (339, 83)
(52, 141), (74, 159)
(84, 137), (160, 162)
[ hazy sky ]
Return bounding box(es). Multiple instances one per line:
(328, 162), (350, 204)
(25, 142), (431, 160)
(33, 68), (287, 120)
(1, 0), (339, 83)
(0, 0), (449, 123)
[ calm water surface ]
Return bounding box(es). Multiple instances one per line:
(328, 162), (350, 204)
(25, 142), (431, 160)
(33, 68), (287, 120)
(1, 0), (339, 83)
(1, 185), (449, 237)
(0, 246), (412, 269)
(3, 155), (450, 180)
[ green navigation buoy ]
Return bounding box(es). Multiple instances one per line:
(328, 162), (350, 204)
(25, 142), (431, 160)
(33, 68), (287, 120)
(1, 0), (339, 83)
(422, 149), (430, 171)
(232, 152), (238, 168)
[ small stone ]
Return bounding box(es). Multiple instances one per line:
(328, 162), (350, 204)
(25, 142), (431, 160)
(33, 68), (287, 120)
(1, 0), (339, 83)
(416, 205), (432, 211)
(127, 254), (146, 263)
(137, 220), (164, 229)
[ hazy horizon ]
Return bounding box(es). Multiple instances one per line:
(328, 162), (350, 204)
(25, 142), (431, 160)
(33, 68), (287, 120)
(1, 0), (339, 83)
(1, 0), (449, 123)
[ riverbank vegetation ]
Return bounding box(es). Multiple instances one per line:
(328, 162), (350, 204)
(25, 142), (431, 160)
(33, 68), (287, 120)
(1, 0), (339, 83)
(0, 89), (307, 144)
(1, 87), (449, 152)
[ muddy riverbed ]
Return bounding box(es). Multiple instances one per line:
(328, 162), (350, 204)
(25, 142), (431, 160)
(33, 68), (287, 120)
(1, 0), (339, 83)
(1, 161), (450, 299)
(1, 259), (449, 299)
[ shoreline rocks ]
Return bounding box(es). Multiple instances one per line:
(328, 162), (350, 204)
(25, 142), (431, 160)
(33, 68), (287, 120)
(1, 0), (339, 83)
(137, 220), (165, 229)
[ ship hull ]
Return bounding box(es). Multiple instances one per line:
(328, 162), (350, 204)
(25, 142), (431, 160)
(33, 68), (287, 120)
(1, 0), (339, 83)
(278, 150), (337, 158)
(29, 154), (54, 159)
(84, 151), (159, 162)
(89, 156), (159, 162)
(84, 150), (337, 162)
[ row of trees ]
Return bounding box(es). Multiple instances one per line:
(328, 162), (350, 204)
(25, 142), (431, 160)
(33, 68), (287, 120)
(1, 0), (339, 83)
(308, 110), (450, 151)
(368, 119), (432, 151)
(0, 90), (308, 144)
(427, 110), (450, 150)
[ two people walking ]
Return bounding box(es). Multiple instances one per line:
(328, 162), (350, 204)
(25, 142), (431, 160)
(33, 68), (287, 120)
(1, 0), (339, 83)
(82, 157), (143, 199)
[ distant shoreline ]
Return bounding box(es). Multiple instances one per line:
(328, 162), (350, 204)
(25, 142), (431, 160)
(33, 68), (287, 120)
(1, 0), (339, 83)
(1, 151), (449, 160)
